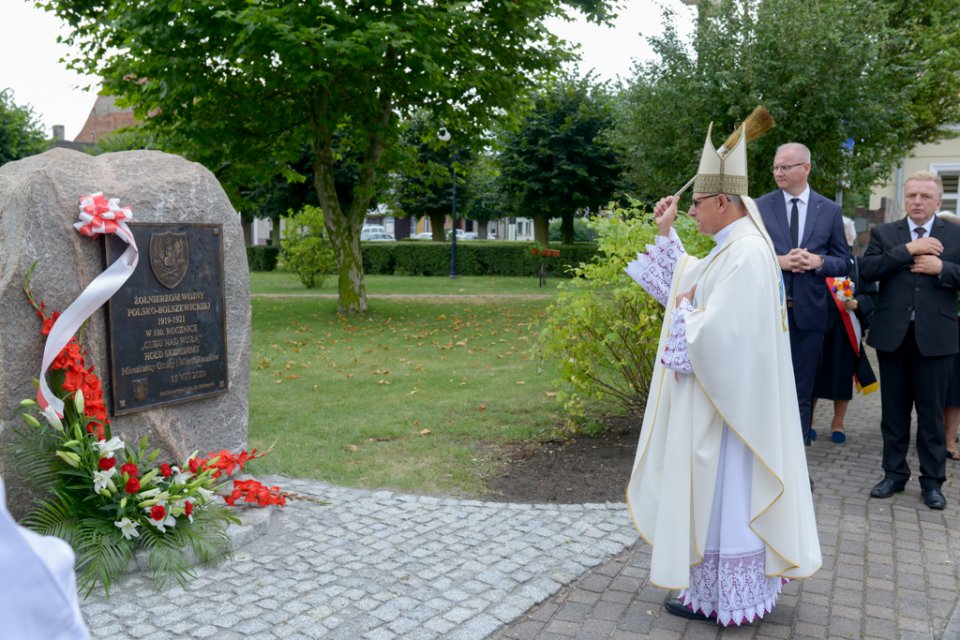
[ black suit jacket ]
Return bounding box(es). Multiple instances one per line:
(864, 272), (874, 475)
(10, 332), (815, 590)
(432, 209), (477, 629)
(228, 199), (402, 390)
(756, 188), (851, 331)
(859, 216), (960, 357)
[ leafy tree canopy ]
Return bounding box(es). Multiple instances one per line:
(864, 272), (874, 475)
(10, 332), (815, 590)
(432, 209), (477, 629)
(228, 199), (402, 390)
(42, 0), (617, 312)
(0, 88), (47, 166)
(497, 75), (623, 244)
(616, 0), (960, 204)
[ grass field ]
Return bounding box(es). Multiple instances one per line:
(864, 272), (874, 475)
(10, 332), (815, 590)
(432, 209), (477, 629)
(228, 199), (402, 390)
(246, 273), (566, 496)
(250, 271), (563, 296)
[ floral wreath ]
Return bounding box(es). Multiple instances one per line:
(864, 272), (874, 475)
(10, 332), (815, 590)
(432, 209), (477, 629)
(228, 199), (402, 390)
(15, 193), (298, 595)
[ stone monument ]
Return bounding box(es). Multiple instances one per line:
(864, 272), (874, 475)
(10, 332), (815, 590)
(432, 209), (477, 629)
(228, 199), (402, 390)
(0, 148), (251, 515)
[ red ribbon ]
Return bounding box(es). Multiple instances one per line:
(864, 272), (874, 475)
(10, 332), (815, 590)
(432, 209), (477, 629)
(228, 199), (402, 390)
(826, 277), (860, 355)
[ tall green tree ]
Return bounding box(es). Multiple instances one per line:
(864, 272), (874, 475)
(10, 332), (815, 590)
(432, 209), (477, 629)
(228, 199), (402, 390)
(497, 76), (623, 245)
(391, 112), (466, 242)
(616, 0), (960, 203)
(44, 0), (615, 312)
(0, 89), (47, 166)
(462, 152), (508, 239)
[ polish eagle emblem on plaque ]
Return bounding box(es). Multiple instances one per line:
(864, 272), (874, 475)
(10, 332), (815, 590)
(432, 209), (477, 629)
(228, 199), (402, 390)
(150, 231), (189, 289)
(132, 378), (149, 402)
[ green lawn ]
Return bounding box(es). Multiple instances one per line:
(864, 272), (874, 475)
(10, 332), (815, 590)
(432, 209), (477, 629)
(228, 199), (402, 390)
(250, 271), (562, 296)
(246, 276), (566, 496)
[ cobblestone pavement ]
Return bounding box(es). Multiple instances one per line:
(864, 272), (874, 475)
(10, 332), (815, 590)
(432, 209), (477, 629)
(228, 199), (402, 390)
(81, 356), (960, 639)
(492, 364), (960, 640)
(80, 482), (637, 639)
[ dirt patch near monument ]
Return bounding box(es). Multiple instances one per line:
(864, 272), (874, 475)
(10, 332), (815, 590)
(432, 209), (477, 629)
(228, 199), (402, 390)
(483, 417), (639, 504)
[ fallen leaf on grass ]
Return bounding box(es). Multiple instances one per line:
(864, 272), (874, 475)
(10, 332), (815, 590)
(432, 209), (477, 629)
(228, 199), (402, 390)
(419, 429), (432, 436)
(478, 404), (486, 411)
(544, 391), (557, 398)
(377, 379), (391, 385)
(516, 380), (526, 385)
(348, 444), (360, 452)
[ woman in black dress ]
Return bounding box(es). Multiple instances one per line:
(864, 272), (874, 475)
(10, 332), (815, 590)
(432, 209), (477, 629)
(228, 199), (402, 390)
(812, 220), (877, 443)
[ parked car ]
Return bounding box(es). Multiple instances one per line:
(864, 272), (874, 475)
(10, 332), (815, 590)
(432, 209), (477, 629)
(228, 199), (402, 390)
(411, 231), (435, 240)
(447, 229), (478, 240)
(361, 231), (395, 241)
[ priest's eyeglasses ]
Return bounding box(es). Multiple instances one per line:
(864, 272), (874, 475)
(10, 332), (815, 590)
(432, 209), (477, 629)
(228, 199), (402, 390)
(771, 162), (805, 173)
(692, 193), (721, 210)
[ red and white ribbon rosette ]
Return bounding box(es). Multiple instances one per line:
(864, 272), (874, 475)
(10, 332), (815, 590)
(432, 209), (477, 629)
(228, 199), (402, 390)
(37, 193), (139, 416)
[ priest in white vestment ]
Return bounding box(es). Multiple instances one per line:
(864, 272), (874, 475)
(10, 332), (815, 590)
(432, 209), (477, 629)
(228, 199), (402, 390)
(625, 123), (821, 626)
(0, 474), (90, 639)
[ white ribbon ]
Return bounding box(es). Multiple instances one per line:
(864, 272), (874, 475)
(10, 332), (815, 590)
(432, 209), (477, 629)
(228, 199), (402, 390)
(37, 193), (139, 417)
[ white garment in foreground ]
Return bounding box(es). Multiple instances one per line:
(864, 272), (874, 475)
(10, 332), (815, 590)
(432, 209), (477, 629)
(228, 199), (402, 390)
(625, 205), (821, 609)
(0, 475), (90, 640)
(679, 425), (783, 625)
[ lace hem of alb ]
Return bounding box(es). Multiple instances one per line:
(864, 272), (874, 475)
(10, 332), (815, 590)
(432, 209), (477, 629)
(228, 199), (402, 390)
(678, 547), (785, 626)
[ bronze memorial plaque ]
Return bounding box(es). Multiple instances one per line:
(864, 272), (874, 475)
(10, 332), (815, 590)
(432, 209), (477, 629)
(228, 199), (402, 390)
(105, 223), (228, 415)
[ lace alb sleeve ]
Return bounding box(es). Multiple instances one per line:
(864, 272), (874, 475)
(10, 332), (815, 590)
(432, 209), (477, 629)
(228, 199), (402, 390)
(624, 230), (685, 307)
(661, 297), (693, 374)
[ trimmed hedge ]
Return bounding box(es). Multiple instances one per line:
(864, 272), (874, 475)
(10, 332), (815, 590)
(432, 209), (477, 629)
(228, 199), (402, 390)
(360, 241), (598, 277)
(246, 245), (280, 271)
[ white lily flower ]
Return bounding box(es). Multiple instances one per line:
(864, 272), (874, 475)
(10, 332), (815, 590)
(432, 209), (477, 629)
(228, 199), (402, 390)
(170, 466), (191, 486)
(93, 467), (117, 493)
(146, 505), (176, 533)
(93, 436), (125, 458)
(114, 518), (140, 540)
(41, 406), (63, 432)
(194, 487), (214, 504)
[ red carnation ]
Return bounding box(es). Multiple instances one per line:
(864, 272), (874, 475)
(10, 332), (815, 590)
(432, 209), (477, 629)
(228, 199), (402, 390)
(121, 462), (138, 477)
(124, 476), (141, 494)
(98, 457), (116, 471)
(160, 463), (172, 478)
(184, 501), (194, 517)
(149, 505), (166, 521)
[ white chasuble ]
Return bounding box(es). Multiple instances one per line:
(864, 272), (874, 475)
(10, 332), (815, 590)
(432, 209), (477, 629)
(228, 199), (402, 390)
(626, 209), (821, 613)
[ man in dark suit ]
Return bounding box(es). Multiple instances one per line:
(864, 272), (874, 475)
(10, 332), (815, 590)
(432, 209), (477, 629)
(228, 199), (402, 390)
(860, 171), (960, 510)
(757, 143), (851, 446)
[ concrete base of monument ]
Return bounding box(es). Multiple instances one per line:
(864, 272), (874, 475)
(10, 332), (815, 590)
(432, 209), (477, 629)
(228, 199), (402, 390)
(125, 505), (278, 575)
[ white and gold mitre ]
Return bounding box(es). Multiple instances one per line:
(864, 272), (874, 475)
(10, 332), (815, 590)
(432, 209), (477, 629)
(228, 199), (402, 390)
(692, 122), (748, 195)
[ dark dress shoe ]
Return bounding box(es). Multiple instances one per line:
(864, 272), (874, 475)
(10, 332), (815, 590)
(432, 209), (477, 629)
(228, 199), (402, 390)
(664, 597), (714, 621)
(922, 488), (946, 510)
(870, 478), (906, 499)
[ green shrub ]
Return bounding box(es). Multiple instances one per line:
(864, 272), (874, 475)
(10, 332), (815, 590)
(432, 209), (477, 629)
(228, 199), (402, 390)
(537, 200), (714, 428)
(279, 206), (337, 289)
(362, 241), (599, 277)
(246, 245), (280, 271)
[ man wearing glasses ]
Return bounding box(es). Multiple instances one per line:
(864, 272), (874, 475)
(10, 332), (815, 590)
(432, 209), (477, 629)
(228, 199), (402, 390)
(757, 143), (850, 450)
(625, 125), (820, 625)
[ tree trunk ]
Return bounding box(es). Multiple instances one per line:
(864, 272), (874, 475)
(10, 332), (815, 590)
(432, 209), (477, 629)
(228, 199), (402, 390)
(314, 140), (367, 313)
(533, 214), (550, 245)
(272, 216), (282, 247)
(560, 212), (575, 245)
(429, 211), (446, 241)
(477, 220), (489, 239)
(310, 89), (393, 313)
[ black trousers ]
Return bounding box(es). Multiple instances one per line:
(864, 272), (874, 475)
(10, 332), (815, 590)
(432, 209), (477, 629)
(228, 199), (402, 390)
(876, 323), (951, 490)
(788, 308), (824, 443)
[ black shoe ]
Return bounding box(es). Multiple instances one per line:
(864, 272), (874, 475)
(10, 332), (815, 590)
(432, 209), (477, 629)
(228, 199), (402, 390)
(922, 488), (946, 510)
(870, 478), (906, 499)
(664, 597), (713, 621)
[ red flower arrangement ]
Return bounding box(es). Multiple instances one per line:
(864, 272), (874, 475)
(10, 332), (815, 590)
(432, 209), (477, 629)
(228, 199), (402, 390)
(14, 194), (312, 594)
